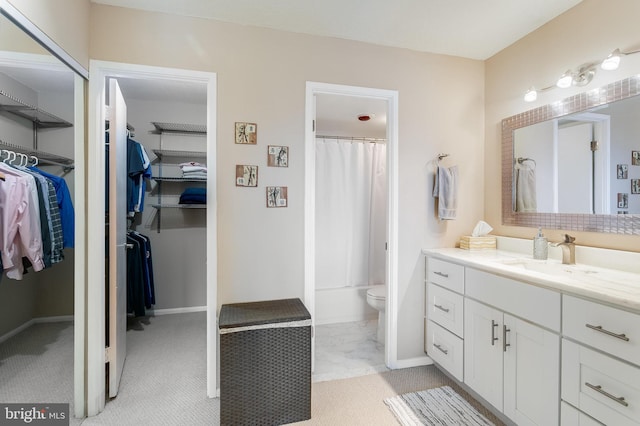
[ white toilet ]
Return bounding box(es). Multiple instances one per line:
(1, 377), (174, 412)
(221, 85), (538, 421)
(366, 285), (386, 344)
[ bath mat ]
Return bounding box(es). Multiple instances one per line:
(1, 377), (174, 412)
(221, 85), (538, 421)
(384, 385), (495, 426)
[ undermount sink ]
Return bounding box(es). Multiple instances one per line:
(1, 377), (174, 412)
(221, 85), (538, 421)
(496, 258), (600, 277)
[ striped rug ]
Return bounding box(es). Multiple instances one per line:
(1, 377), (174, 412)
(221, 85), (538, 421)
(384, 385), (495, 426)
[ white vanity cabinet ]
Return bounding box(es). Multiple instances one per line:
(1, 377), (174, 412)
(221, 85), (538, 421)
(425, 258), (465, 381)
(464, 268), (561, 426)
(561, 296), (640, 426)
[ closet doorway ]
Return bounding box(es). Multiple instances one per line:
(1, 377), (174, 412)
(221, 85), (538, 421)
(304, 82), (399, 372)
(87, 61), (217, 416)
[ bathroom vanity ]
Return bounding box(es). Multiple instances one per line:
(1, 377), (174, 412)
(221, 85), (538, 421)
(424, 239), (640, 426)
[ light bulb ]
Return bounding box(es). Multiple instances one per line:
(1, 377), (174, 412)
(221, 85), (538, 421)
(556, 70), (573, 89)
(601, 49), (621, 71)
(524, 87), (537, 102)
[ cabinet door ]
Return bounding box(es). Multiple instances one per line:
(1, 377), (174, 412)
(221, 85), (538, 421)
(464, 298), (503, 411)
(504, 314), (560, 426)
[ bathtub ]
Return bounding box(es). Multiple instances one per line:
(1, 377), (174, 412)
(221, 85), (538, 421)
(314, 286), (379, 325)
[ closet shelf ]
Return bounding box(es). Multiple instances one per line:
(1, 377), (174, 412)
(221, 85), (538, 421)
(151, 204), (206, 209)
(152, 177), (207, 182)
(0, 139), (74, 168)
(151, 122), (206, 135)
(152, 149), (207, 160)
(0, 89), (73, 128)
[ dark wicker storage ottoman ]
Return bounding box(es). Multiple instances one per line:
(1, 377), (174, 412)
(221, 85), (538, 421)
(219, 298), (312, 426)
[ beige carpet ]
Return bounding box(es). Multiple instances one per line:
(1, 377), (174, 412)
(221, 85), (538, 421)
(292, 365), (505, 426)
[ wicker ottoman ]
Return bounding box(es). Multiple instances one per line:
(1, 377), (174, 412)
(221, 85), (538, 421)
(219, 298), (312, 426)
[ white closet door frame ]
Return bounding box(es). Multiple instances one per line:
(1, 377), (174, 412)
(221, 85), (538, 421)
(87, 60), (217, 416)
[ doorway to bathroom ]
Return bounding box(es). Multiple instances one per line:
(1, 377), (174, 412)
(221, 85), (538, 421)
(304, 82), (399, 380)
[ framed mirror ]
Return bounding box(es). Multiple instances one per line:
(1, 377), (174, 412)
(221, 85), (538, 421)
(502, 75), (640, 234)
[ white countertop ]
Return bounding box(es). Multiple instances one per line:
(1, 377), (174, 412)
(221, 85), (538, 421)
(423, 247), (640, 313)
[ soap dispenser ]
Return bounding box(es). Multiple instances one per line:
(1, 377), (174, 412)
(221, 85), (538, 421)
(533, 227), (548, 260)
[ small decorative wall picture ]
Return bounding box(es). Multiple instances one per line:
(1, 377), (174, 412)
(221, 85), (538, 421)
(618, 211), (629, 215)
(633, 151), (640, 166)
(235, 122), (257, 144)
(617, 192), (629, 208)
(236, 165), (258, 187)
(266, 186), (288, 208)
(617, 164), (628, 179)
(632, 179), (640, 194)
(267, 145), (289, 167)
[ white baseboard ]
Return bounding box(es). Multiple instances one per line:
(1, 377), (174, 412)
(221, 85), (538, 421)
(391, 355), (433, 370)
(0, 315), (74, 344)
(148, 306), (207, 316)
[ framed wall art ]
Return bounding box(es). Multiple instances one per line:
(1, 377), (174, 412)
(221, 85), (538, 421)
(236, 165), (258, 187)
(266, 186), (288, 207)
(618, 192), (629, 208)
(632, 179), (640, 194)
(267, 145), (289, 167)
(617, 164), (628, 179)
(235, 122), (257, 144)
(633, 151), (640, 166)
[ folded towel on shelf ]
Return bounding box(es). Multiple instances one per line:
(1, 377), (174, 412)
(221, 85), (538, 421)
(179, 187), (207, 204)
(182, 172), (208, 180)
(515, 163), (537, 212)
(433, 165), (458, 220)
(181, 165), (208, 174)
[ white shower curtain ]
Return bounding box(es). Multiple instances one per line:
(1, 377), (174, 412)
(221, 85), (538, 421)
(315, 138), (387, 289)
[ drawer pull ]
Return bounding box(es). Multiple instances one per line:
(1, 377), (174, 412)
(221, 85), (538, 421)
(585, 324), (630, 342)
(585, 382), (629, 407)
(434, 304), (450, 313)
(433, 343), (448, 355)
(491, 320), (499, 346)
(503, 325), (511, 352)
(433, 271), (449, 278)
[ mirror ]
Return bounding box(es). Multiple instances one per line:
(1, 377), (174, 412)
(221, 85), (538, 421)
(0, 3), (86, 418)
(502, 74), (640, 234)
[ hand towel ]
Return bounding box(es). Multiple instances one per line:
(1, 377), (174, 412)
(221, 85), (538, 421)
(515, 163), (537, 212)
(433, 165), (458, 220)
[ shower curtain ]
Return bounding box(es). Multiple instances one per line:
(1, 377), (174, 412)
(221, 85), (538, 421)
(315, 138), (387, 289)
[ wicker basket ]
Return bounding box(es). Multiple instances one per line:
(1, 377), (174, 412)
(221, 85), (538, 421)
(219, 298), (312, 425)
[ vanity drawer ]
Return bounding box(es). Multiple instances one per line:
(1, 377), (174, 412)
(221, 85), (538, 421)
(562, 339), (640, 426)
(563, 296), (640, 366)
(427, 283), (464, 338)
(426, 320), (463, 382)
(561, 402), (604, 426)
(427, 257), (464, 293)
(465, 267), (561, 332)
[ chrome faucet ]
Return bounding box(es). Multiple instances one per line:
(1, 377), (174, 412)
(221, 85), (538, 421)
(552, 234), (576, 265)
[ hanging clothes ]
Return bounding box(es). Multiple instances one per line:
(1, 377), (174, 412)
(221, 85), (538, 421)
(0, 162), (45, 279)
(0, 162), (73, 280)
(126, 230), (155, 316)
(127, 138), (151, 216)
(30, 167), (75, 248)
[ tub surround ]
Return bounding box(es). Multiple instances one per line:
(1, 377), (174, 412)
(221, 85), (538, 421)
(423, 236), (640, 313)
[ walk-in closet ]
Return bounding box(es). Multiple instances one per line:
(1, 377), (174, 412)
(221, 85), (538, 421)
(101, 71), (209, 403)
(0, 10), (78, 413)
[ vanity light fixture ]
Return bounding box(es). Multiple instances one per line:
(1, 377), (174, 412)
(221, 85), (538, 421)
(524, 47), (640, 102)
(556, 70), (574, 88)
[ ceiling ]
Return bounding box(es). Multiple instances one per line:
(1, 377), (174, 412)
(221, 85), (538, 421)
(92, 0), (583, 60)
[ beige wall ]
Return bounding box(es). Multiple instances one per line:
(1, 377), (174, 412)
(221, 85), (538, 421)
(7, 0), (90, 69)
(486, 0), (640, 252)
(89, 4), (485, 361)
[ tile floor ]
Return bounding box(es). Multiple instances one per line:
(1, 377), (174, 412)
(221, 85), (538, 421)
(312, 319), (388, 382)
